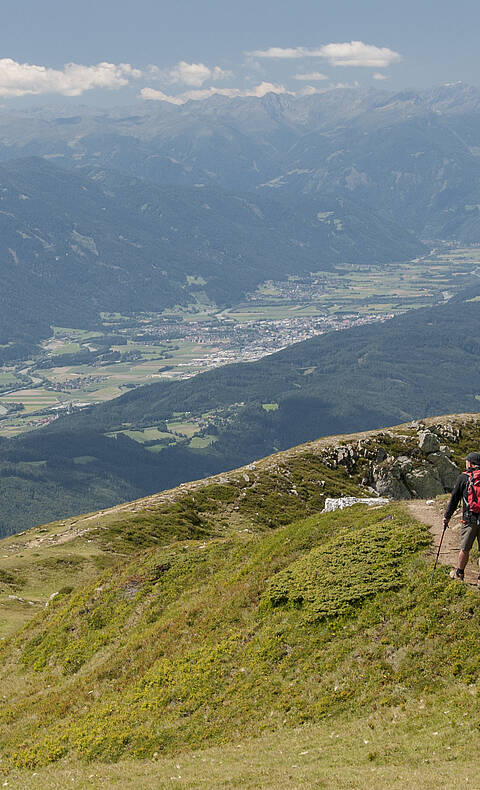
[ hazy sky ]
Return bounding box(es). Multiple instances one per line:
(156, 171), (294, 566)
(0, 0), (478, 107)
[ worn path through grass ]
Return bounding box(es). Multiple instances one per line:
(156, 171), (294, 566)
(405, 498), (479, 588)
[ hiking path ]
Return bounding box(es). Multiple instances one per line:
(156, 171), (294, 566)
(405, 499), (479, 589)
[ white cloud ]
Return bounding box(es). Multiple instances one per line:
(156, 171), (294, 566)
(0, 58), (142, 97)
(293, 72), (328, 81)
(169, 61), (210, 86)
(168, 61), (232, 87)
(141, 81), (289, 104)
(319, 42), (401, 67)
(373, 72), (388, 80)
(330, 81), (360, 89)
(243, 81), (288, 98)
(0, 58), (234, 99)
(212, 66), (233, 81)
(247, 41), (401, 68)
(247, 47), (309, 59)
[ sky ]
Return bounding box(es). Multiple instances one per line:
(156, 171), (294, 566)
(0, 0), (479, 107)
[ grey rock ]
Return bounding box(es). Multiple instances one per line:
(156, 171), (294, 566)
(374, 467), (412, 499)
(427, 452), (459, 489)
(418, 430), (441, 454)
(405, 465), (444, 498)
(439, 423), (461, 443)
(395, 456), (414, 473)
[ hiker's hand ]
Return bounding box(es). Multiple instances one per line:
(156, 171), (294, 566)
(443, 517), (449, 530)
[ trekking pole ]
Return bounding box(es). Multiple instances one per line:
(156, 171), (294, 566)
(430, 522), (447, 584)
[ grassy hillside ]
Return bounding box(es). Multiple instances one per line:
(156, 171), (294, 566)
(0, 415), (478, 786)
(0, 411), (477, 608)
(0, 505), (434, 767)
(0, 436), (368, 635)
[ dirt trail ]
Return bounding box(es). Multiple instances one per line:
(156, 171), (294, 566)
(405, 499), (479, 588)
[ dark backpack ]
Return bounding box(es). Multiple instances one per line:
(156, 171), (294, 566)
(466, 467), (480, 514)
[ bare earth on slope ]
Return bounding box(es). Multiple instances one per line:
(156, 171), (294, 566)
(405, 499), (479, 588)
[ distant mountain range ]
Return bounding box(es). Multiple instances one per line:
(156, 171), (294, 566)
(0, 83), (479, 241)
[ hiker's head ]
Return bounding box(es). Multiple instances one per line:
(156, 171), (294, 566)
(466, 452), (480, 469)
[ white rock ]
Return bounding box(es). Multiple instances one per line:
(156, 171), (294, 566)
(45, 591), (59, 608)
(322, 497), (390, 513)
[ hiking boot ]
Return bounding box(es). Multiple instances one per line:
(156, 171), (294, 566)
(450, 568), (465, 581)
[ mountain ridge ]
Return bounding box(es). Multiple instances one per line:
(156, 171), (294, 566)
(1, 85), (480, 239)
(0, 412), (478, 779)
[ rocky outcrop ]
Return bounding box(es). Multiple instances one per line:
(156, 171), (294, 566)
(316, 420), (464, 501)
(374, 471), (412, 499)
(373, 459), (413, 499)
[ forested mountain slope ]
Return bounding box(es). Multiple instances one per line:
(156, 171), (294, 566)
(0, 156), (422, 344)
(0, 289), (478, 534)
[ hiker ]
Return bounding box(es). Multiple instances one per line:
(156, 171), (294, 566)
(443, 452), (480, 584)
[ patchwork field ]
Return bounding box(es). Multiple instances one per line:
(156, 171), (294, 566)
(239, 246), (480, 321)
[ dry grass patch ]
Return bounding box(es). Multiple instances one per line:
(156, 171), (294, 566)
(3, 695), (479, 789)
